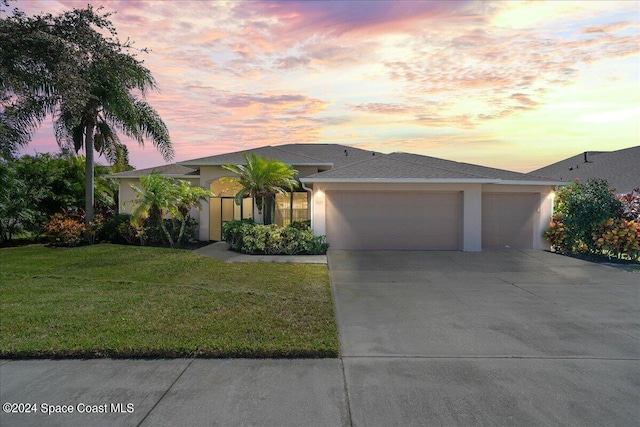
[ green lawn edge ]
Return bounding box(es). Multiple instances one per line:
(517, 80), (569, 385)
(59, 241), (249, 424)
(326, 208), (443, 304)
(0, 244), (339, 359)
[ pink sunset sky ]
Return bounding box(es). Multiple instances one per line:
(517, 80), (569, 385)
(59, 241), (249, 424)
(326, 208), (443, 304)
(13, 0), (640, 172)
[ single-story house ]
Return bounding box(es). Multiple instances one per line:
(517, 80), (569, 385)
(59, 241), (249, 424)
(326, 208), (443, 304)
(530, 145), (639, 195)
(110, 143), (566, 251)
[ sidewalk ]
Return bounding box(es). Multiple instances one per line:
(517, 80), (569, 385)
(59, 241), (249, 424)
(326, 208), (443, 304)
(0, 358), (347, 427)
(194, 241), (327, 264)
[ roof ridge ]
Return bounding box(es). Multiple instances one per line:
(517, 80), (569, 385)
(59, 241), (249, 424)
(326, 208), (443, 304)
(274, 143), (378, 156)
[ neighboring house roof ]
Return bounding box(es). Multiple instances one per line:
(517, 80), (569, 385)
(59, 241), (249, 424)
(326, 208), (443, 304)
(530, 146), (640, 194)
(107, 163), (198, 179)
(301, 151), (564, 185)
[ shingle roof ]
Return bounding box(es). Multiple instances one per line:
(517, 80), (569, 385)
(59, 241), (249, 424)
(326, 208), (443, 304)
(178, 145), (335, 167)
(530, 146), (640, 194)
(110, 144), (573, 184)
(390, 153), (556, 182)
(301, 155), (487, 180)
(274, 143), (378, 168)
(301, 152), (562, 183)
(108, 163), (198, 178)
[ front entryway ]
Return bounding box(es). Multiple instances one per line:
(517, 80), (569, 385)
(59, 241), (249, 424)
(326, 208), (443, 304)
(209, 197), (253, 241)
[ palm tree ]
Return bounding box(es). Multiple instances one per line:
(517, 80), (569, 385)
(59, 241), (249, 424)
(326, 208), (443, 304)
(129, 174), (211, 247)
(1, 5), (172, 224)
(222, 153), (298, 225)
(54, 49), (172, 224)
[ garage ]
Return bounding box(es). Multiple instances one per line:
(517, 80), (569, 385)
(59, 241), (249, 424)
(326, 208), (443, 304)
(482, 193), (538, 249)
(326, 191), (461, 250)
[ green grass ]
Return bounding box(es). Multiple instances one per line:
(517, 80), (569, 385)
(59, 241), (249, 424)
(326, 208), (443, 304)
(0, 244), (338, 358)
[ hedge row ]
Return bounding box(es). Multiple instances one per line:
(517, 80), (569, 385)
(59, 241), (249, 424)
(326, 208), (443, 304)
(45, 212), (197, 248)
(222, 219), (329, 255)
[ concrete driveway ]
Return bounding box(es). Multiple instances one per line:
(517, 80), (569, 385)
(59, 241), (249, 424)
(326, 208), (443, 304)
(329, 249), (640, 426)
(1, 250), (638, 426)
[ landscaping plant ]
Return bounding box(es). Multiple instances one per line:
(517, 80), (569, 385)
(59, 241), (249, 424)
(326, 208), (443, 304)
(221, 153), (298, 225)
(592, 218), (640, 260)
(2, 4), (173, 224)
(44, 212), (87, 247)
(546, 179), (639, 261)
(129, 174), (211, 247)
(223, 219), (329, 255)
(618, 188), (640, 222)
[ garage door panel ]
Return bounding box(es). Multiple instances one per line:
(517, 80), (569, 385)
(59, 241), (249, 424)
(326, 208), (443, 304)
(482, 193), (536, 249)
(326, 191), (460, 250)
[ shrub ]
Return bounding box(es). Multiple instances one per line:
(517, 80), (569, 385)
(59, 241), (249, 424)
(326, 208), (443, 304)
(618, 189), (640, 222)
(115, 221), (144, 245)
(146, 217), (198, 246)
(222, 219), (256, 250)
(98, 213), (133, 244)
(86, 215), (104, 245)
(553, 179), (622, 253)
(98, 213), (198, 247)
(45, 213), (86, 247)
(544, 214), (572, 253)
(222, 220), (328, 255)
(289, 220), (311, 231)
(592, 218), (640, 260)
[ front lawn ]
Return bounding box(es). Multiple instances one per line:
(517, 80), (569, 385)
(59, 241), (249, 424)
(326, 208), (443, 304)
(0, 244), (338, 358)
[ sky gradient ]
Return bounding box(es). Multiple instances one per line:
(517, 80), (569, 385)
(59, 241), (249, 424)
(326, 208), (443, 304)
(13, 0), (640, 172)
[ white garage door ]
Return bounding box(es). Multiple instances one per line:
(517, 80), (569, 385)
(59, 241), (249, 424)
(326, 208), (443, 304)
(326, 191), (461, 250)
(482, 193), (537, 249)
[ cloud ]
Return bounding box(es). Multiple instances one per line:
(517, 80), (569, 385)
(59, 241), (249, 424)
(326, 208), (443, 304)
(237, 1), (480, 38)
(581, 21), (636, 34)
(275, 55), (311, 69)
(13, 0), (640, 171)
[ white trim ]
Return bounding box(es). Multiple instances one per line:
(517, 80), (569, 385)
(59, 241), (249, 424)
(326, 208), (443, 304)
(301, 178), (497, 183)
(107, 174), (200, 179)
(178, 161), (334, 167)
(300, 177), (568, 185)
(499, 180), (569, 186)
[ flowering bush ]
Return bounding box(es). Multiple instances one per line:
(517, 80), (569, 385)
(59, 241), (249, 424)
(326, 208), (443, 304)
(44, 213), (86, 247)
(592, 218), (640, 260)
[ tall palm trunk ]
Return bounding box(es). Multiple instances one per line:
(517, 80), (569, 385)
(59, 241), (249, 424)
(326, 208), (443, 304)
(84, 120), (95, 225)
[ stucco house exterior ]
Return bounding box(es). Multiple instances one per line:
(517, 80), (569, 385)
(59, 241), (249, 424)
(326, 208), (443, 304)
(111, 143), (565, 251)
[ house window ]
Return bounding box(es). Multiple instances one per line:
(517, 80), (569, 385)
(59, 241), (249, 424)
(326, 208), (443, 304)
(275, 192), (309, 227)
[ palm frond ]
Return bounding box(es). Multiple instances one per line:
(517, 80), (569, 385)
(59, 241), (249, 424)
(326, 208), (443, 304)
(221, 153), (299, 214)
(102, 93), (173, 161)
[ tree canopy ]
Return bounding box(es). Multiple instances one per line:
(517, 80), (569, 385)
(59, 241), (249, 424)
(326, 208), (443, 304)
(1, 2), (172, 222)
